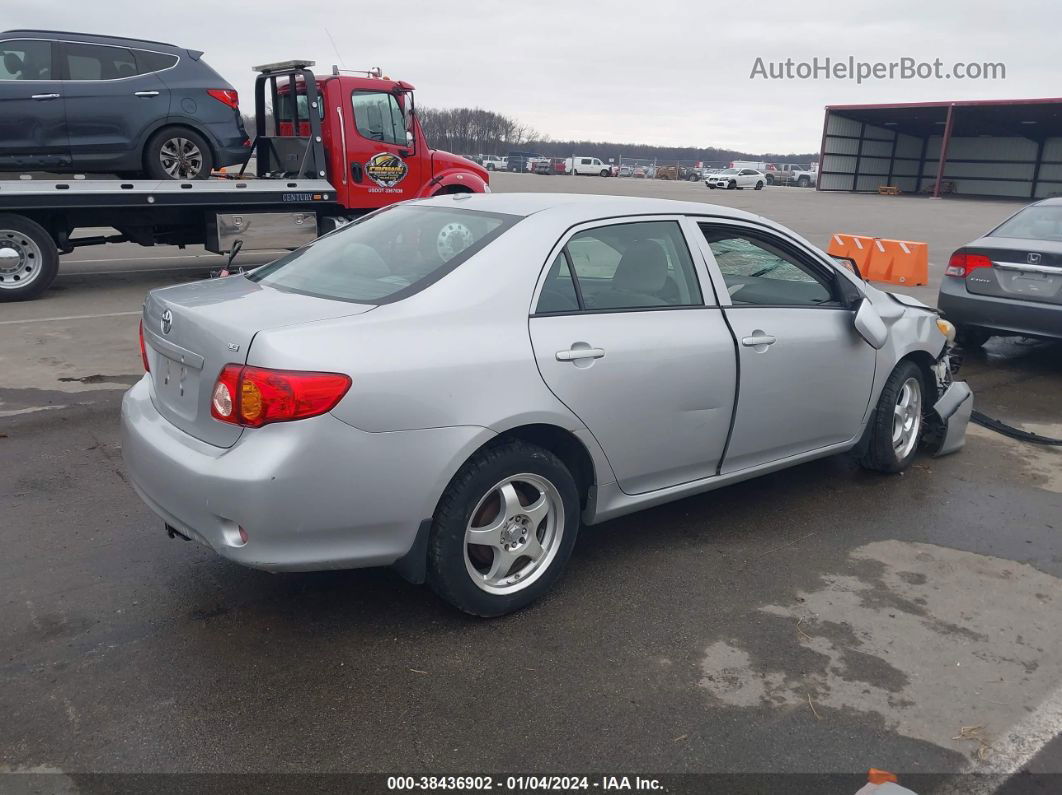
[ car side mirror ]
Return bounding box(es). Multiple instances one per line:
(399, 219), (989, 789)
(854, 298), (888, 349)
(830, 254), (862, 280)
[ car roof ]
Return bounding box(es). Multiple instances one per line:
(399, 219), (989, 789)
(1, 30), (183, 52)
(415, 192), (769, 226)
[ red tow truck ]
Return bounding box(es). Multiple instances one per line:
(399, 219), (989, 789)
(0, 60), (489, 301)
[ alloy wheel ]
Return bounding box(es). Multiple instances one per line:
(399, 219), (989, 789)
(892, 376), (923, 459)
(159, 137), (205, 179)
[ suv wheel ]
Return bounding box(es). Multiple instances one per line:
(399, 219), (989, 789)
(428, 440), (580, 617)
(798, 175), (811, 188)
(145, 127), (214, 180)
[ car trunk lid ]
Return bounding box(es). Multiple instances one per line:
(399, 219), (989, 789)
(142, 276), (372, 447)
(963, 237), (1062, 306)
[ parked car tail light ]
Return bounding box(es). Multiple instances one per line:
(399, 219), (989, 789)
(210, 364), (351, 428)
(945, 252), (993, 277)
(139, 320), (150, 372)
(207, 89), (240, 109)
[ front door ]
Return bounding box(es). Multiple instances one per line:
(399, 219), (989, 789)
(695, 222), (876, 473)
(59, 41), (169, 172)
(529, 218), (737, 495)
(0, 38), (69, 169)
(341, 89), (422, 209)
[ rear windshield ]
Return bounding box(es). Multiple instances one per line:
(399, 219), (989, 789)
(248, 204), (519, 303)
(990, 205), (1062, 242)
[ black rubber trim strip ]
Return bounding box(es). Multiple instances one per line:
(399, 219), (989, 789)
(971, 410), (1062, 446)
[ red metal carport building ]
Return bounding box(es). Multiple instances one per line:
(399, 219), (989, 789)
(817, 98), (1062, 199)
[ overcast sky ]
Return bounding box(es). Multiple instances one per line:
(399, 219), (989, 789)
(9, 0), (1058, 153)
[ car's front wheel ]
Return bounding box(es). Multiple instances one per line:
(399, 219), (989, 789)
(858, 360), (926, 473)
(428, 440), (580, 617)
(144, 127), (214, 180)
(755, 181), (764, 190)
(727, 180), (737, 190)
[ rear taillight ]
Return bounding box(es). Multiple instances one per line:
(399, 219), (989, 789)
(210, 364), (351, 428)
(139, 320), (150, 372)
(207, 88), (239, 109)
(945, 251), (993, 278)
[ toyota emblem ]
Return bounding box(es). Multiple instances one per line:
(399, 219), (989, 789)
(161, 309), (173, 335)
(1027, 252), (1042, 265)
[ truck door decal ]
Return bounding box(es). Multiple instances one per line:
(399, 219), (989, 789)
(365, 152), (408, 189)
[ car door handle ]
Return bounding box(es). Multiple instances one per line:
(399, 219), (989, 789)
(31, 93), (61, 101)
(134, 90), (160, 97)
(741, 334), (777, 347)
(556, 347), (605, 362)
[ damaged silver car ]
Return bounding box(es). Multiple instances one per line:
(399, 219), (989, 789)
(121, 194), (972, 616)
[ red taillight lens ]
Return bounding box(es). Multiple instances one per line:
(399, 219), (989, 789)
(210, 365), (351, 428)
(945, 251), (993, 277)
(139, 319), (150, 372)
(207, 88), (239, 109)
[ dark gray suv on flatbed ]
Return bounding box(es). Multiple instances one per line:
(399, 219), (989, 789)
(0, 30), (249, 178)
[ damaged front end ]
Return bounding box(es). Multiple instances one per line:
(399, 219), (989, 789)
(923, 347), (974, 457)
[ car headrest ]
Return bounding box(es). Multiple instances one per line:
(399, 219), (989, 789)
(3, 52), (23, 76)
(613, 239), (669, 294)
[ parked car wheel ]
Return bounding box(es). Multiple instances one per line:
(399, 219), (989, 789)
(766, 175), (775, 186)
(427, 440), (580, 617)
(755, 181), (765, 190)
(707, 184), (716, 189)
(727, 180), (737, 190)
(798, 176), (811, 188)
(0, 214), (59, 302)
(599, 169), (610, 177)
(955, 325), (991, 349)
(145, 127), (214, 180)
(858, 361), (926, 474)
(486, 163), (495, 171)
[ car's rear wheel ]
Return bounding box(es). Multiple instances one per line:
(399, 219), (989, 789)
(428, 440), (580, 617)
(956, 325), (991, 349)
(0, 214), (59, 302)
(858, 360), (925, 473)
(145, 127), (214, 180)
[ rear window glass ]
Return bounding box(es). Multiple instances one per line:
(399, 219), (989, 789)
(990, 205), (1062, 242)
(134, 50), (178, 73)
(248, 205), (519, 303)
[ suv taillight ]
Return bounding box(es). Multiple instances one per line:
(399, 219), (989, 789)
(945, 252), (993, 278)
(207, 89), (239, 109)
(210, 365), (351, 428)
(139, 320), (150, 372)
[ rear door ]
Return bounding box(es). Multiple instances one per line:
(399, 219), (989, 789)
(0, 38), (68, 168)
(341, 89), (422, 209)
(529, 217), (737, 495)
(59, 41), (168, 171)
(695, 221), (876, 473)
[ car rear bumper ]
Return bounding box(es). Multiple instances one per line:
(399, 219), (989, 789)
(121, 376), (489, 572)
(938, 276), (1062, 340)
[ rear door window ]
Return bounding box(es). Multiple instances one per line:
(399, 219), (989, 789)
(249, 205), (519, 304)
(133, 49), (178, 74)
(0, 39), (53, 80)
(63, 42), (138, 80)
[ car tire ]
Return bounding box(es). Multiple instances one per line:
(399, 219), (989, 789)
(599, 169), (610, 177)
(427, 439), (581, 617)
(486, 163), (495, 171)
(0, 213), (59, 302)
(707, 184), (715, 189)
(956, 325), (990, 349)
(766, 176), (775, 186)
(727, 180), (736, 190)
(798, 176), (811, 188)
(144, 127), (214, 180)
(858, 360), (926, 474)
(755, 181), (764, 190)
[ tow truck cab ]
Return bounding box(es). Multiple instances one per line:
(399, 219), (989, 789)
(271, 67), (489, 209)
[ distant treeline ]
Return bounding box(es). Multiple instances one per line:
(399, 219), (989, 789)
(418, 106), (816, 164)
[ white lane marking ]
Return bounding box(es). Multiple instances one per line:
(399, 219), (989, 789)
(0, 310), (141, 326)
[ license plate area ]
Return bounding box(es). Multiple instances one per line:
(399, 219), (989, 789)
(155, 353), (201, 421)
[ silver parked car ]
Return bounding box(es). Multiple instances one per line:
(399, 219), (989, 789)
(121, 194), (972, 616)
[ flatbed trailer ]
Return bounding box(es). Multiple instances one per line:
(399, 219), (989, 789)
(0, 60), (489, 301)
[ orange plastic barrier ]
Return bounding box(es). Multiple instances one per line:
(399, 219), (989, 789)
(826, 233), (876, 273)
(865, 238), (928, 286)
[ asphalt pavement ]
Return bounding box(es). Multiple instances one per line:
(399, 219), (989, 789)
(2, 176), (1060, 792)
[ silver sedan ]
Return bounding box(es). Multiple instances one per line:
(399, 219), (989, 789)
(121, 194), (973, 616)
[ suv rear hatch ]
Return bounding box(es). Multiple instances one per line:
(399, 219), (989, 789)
(963, 238), (1062, 306)
(142, 276), (371, 447)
